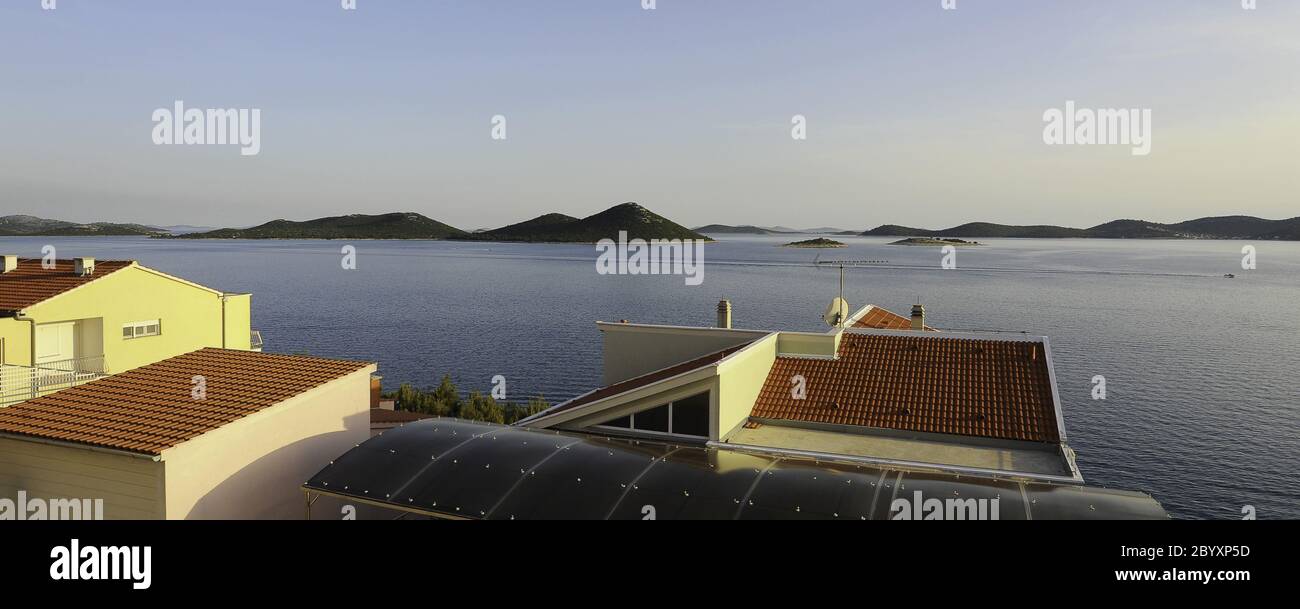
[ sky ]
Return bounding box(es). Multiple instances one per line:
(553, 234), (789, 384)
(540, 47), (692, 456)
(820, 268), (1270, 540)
(1, 0), (1297, 230)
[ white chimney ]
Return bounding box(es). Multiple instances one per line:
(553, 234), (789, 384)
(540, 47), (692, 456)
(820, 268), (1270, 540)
(74, 257), (95, 276)
(1, 255), (16, 274)
(717, 299), (732, 329)
(910, 303), (926, 330)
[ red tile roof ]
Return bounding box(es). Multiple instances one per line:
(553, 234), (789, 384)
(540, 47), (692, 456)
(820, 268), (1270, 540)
(0, 348), (374, 455)
(752, 332), (1060, 443)
(852, 305), (936, 331)
(0, 259), (134, 314)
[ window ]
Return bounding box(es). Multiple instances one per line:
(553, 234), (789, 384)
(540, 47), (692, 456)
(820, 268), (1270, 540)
(592, 392), (710, 438)
(671, 392), (710, 437)
(123, 320), (161, 340)
(635, 405), (670, 433)
(602, 415), (631, 429)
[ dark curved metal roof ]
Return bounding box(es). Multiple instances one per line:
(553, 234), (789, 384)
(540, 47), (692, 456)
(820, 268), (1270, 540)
(304, 419), (1167, 520)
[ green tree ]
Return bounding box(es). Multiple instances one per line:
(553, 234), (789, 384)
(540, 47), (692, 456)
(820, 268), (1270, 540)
(430, 374), (461, 416)
(459, 391), (506, 424)
(394, 377), (550, 425)
(503, 396), (550, 424)
(395, 378), (457, 416)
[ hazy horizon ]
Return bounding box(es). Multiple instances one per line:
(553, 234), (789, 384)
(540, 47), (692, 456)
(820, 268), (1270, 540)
(5, 204), (1300, 235)
(3, 1), (1297, 229)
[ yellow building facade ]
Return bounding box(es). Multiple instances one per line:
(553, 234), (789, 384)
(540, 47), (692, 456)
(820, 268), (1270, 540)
(0, 257), (255, 406)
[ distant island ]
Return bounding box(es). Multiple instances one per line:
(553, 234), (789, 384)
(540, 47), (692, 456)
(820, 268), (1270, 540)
(862, 216), (1300, 241)
(178, 212), (468, 240)
(694, 224), (785, 235)
(172, 203), (709, 244)
(0, 215), (167, 237)
(784, 238), (846, 248)
(889, 237), (982, 247)
(470, 203), (708, 243)
(7, 212), (1299, 242)
(695, 224), (856, 235)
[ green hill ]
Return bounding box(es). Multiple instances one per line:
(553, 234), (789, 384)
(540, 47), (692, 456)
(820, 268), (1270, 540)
(863, 216), (1300, 240)
(473, 203), (709, 243)
(694, 224), (780, 235)
(1167, 216), (1300, 240)
(1084, 220), (1181, 239)
(863, 222), (1086, 238)
(784, 238), (845, 248)
(479, 213), (581, 240)
(182, 212), (468, 240)
(1257, 218), (1300, 240)
(0, 215), (165, 236)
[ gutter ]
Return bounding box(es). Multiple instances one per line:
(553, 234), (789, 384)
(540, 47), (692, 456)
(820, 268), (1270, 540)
(220, 295), (227, 349)
(0, 432), (161, 461)
(13, 312), (36, 368)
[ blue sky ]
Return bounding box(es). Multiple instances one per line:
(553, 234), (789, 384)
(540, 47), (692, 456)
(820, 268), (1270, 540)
(1, 0), (1296, 229)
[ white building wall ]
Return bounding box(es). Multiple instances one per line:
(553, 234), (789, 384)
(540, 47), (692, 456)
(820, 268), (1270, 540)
(160, 366), (375, 519)
(0, 437), (164, 520)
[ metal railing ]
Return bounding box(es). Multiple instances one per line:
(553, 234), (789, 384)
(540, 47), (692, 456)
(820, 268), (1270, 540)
(250, 330), (264, 351)
(0, 356), (108, 407)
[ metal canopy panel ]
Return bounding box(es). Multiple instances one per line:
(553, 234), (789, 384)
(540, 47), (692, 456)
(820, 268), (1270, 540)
(608, 447), (772, 520)
(889, 471), (1029, 521)
(309, 420), (491, 499)
(403, 428), (576, 518)
(1023, 482), (1171, 520)
(491, 438), (674, 520)
(741, 461), (883, 520)
(303, 419), (1169, 520)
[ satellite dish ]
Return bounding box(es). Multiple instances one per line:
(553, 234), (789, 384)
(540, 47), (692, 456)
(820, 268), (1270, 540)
(823, 297), (850, 327)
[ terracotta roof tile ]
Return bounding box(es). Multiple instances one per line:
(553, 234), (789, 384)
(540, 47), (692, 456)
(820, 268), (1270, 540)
(0, 259), (135, 314)
(852, 305), (936, 331)
(0, 348), (374, 455)
(752, 333), (1060, 443)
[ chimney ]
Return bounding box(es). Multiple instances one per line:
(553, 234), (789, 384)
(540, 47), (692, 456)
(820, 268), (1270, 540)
(910, 303), (925, 330)
(716, 299), (732, 329)
(74, 257), (95, 277)
(1, 255), (16, 274)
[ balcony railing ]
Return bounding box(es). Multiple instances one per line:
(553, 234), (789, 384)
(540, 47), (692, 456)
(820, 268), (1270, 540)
(0, 356), (108, 408)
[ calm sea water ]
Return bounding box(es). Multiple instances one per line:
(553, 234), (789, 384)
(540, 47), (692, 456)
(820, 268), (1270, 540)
(2, 234), (1297, 520)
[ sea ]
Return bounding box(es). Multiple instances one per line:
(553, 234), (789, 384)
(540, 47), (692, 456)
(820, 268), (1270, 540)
(1, 233), (1297, 520)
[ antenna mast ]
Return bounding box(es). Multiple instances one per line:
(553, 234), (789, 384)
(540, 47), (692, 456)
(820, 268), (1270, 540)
(814, 256), (888, 328)
(838, 263), (845, 328)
